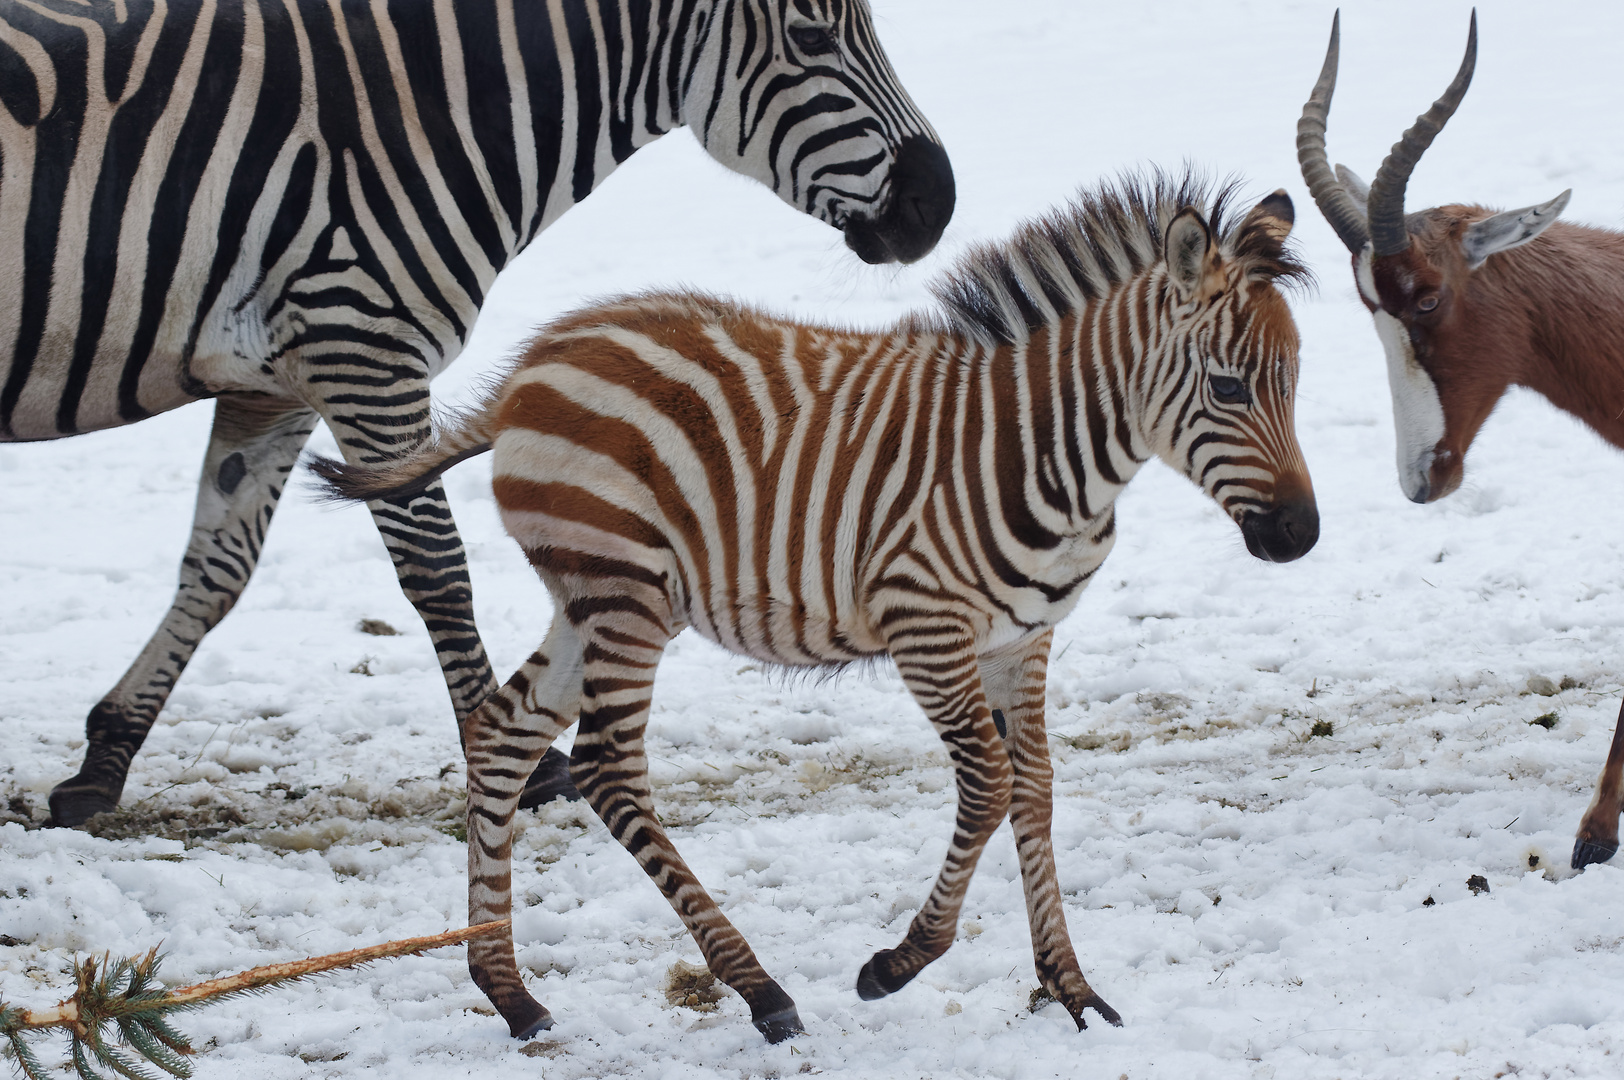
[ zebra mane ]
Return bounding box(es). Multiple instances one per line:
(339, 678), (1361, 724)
(925, 168), (1312, 346)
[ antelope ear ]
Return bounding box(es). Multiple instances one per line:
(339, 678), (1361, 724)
(1242, 189), (1295, 243)
(1334, 164), (1370, 217)
(1165, 208), (1218, 303)
(1461, 190), (1571, 270)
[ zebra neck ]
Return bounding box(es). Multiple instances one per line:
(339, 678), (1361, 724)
(963, 317), (1146, 528)
(506, 0), (705, 250)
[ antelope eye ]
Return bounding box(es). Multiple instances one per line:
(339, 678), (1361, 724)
(1208, 374), (1251, 405)
(1416, 294), (1439, 313)
(789, 25), (838, 56)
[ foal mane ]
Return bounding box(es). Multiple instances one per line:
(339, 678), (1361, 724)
(925, 168), (1312, 346)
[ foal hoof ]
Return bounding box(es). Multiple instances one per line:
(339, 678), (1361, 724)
(752, 1006), (805, 1044)
(1571, 837), (1619, 870)
(506, 999), (555, 1041)
(855, 950), (917, 1001)
(518, 746), (582, 809)
(1068, 993), (1123, 1030)
(47, 779), (119, 828)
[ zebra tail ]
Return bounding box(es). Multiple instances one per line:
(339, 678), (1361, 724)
(307, 398), (500, 504)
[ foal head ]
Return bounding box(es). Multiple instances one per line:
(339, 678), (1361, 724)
(1144, 190), (1319, 563)
(1296, 13), (1573, 503)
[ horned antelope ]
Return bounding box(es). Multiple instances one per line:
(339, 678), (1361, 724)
(1296, 12), (1624, 870)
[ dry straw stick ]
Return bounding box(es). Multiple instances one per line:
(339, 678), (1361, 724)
(0, 920), (509, 1080)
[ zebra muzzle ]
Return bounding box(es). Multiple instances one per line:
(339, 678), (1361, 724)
(1239, 498), (1320, 563)
(842, 136), (955, 265)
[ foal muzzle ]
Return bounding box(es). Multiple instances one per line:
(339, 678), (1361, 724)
(1240, 498), (1320, 563)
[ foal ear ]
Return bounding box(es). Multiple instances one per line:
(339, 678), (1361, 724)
(1461, 189), (1571, 270)
(1164, 208), (1219, 304)
(1241, 189), (1295, 244)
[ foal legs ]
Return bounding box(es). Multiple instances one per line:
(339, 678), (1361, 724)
(465, 614), (584, 1039)
(857, 620), (1014, 1000)
(1573, 697), (1624, 869)
(981, 632), (1119, 1028)
(566, 584), (803, 1042)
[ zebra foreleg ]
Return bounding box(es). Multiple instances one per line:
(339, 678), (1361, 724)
(982, 633), (1121, 1030)
(465, 615), (583, 1039)
(857, 623), (1013, 1002)
(49, 396), (318, 827)
(565, 587), (803, 1043)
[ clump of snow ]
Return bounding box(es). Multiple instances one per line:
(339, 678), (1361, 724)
(6, 2), (1624, 1077)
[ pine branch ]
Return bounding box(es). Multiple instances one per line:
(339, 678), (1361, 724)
(0, 921), (508, 1080)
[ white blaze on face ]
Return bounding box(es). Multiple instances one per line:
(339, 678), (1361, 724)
(1356, 248), (1445, 503)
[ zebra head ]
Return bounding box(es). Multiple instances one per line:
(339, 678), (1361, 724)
(1146, 190), (1319, 564)
(683, 0), (955, 264)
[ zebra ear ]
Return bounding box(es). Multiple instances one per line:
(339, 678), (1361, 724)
(1165, 208), (1218, 304)
(1242, 189), (1295, 244)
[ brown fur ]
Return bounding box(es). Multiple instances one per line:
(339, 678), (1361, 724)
(1358, 209), (1624, 869)
(1362, 214), (1624, 498)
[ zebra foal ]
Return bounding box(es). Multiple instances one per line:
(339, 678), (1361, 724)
(317, 171), (1319, 1041)
(0, 0), (952, 826)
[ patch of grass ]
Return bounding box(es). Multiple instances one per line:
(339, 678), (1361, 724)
(1529, 712), (1558, 730)
(1309, 720), (1334, 738)
(665, 960), (725, 1012)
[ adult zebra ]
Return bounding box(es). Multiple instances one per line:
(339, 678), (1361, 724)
(0, 0), (954, 826)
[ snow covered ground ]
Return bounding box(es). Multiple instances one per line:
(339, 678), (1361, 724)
(6, 1), (1624, 1077)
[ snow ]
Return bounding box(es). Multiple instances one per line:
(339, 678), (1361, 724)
(6, 1), (1624, 1077)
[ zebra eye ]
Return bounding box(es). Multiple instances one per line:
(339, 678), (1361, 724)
(789, 25), (838, 56)
(1208, 374), (1251, 405)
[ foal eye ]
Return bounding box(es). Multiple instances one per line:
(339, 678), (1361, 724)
(1416, 295), (1439, 313)
(789, 25), (838, 56)
(1208, 374), (1252, 405)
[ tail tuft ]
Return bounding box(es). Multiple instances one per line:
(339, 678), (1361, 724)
(307, 444), (490, 504)
(303, 391), (505, 504)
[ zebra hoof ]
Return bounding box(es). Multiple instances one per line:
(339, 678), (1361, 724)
(1067, 993), (1123, 1030)
(505, 999), (555, 1040)
(47, 779), (120, 828)
(855, 950), (917, 1001)
(752, 1006), (804, 1044)
(1571, 837), (1619, 870)
(518, 747), (582, 809)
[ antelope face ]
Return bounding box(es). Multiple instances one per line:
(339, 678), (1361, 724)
(1295, 12), (1568, 504)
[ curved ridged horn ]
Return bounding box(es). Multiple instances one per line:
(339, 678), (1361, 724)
(1296, 11), (1370, 255)
(1366, 11), (1478, 257)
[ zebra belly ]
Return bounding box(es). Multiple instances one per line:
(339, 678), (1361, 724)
(0, 336), (208, 441)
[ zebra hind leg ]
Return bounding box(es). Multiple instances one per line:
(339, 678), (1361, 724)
(465, 614), (584, 1039)
(565, 585), (803, 1043)
(856, 621), (1013, 1001)
(984, 633), (1120, 1029)
(49, 397), (318, 827)
(322, 381), (580, 806)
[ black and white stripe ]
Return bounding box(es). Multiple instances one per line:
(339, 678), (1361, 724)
(316, 170), (1318, 1042)
(0, 0), (953, 826)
